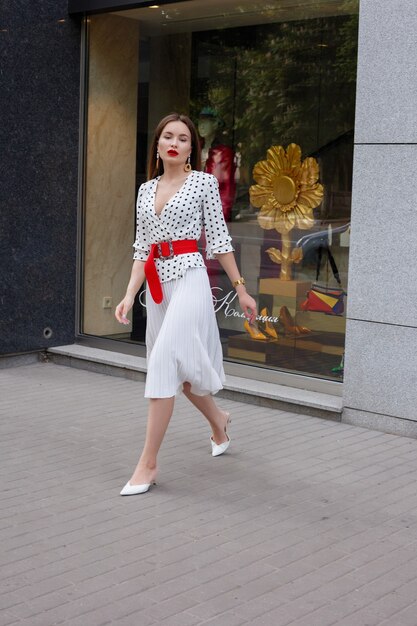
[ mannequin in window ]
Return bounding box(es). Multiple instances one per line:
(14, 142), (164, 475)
(198, 108), (236, 222)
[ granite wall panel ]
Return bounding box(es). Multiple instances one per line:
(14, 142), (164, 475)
(343, 319), (417, 423)
(341, 1), (417, 433)
(347, 144), (417, 328)
(354, 0), (417, 144)
(0, 1), (81, 354)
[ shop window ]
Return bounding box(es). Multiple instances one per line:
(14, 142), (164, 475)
(82, 0), (359, 381)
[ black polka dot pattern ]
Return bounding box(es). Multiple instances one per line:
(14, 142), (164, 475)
(132, 171), (234, 283)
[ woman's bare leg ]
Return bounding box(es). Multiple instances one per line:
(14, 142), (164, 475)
(129, 397), (175, 485)
(182, 383), (229, 445)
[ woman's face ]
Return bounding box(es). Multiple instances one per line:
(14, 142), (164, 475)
(157, 120), (192, 166)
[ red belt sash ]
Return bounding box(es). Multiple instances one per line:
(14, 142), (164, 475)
(144, 239), (199, 304)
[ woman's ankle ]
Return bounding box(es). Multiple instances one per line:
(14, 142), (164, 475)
(138, 459), (157, 471)
(131, 463), (158, 484)
(211, 413), (229, 444)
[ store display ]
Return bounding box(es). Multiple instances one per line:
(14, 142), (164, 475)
(198, 107), (236, 222)
(249, 143), (323, 280)
(243, 319), (267, 341)
(259, 307), (279, 340)
(300, 231), (346, 315)
(279, 306), (311, 336)
(301, 284), (345, 315)
(331, 352), (344, 375)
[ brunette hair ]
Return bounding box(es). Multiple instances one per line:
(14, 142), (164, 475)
(147, 113), (202, 180)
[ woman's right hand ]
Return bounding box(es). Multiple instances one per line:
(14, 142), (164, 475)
(115, 295), (135, 325)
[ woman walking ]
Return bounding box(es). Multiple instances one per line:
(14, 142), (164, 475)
(115, 113), (257, 495)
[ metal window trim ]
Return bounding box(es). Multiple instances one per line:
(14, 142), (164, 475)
(75, 16), (89, 340)
(68, 0), (192, 16)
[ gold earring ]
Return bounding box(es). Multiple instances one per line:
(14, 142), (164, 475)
(156, 150), (160, 169)
(184, 155), (192, 172)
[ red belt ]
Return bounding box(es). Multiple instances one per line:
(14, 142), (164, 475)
(144, 239), (199, 304)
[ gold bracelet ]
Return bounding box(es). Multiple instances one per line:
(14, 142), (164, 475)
(232, 277), (246, 288)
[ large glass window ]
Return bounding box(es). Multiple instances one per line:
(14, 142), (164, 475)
(82, 0), (359, 381)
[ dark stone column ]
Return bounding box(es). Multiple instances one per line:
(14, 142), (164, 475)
(0, 1), (81, 354)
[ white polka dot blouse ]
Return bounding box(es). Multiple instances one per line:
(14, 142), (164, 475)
(133, 170), (234, 283)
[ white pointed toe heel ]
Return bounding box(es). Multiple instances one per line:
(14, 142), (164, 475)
(120, 481), (155, 496)
(211, 434), (231, 457)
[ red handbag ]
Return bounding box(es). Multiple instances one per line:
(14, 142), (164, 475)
(300, 242), (346, 316)
(301, 283), (345, 315)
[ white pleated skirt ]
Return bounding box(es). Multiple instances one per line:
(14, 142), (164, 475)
(144, 267), (225, 398)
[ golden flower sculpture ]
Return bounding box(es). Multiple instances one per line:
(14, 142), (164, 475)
(249, 144), (323, 280)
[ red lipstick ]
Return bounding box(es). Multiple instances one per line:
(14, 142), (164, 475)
(167, 149), (178, 156)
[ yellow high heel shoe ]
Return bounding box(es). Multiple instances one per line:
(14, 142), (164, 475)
(244, 319), (267, 340)
(279, 306), (311, 336)
(260, 307), (279, 340)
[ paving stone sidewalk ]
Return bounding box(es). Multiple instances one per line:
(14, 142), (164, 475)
(1, 362), (417, 626)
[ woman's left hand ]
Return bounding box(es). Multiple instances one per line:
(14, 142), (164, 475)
(238, 291), (257, 324)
